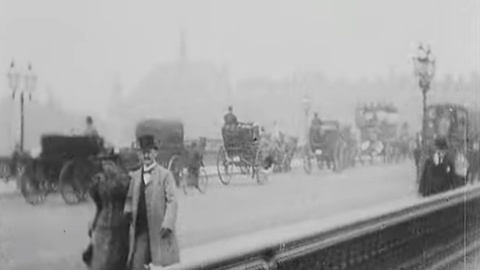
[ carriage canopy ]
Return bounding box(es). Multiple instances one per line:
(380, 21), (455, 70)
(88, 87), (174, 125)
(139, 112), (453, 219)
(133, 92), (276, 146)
(40, 135), (102, 161)
(135, 118), (184, 164)
(221, 123), (260, 151)
(355, 103), (400, 142)
(135, 119), (184, 148)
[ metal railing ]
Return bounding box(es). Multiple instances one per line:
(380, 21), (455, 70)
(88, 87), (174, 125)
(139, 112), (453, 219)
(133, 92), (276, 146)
(163, 184), (480, 270)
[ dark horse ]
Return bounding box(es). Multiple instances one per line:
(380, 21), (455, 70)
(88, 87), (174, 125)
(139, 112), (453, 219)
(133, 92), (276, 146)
(82, 149), (140, 270)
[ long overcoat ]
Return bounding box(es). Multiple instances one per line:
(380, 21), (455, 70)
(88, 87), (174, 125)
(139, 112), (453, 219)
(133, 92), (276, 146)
(124, 163), (180, 267)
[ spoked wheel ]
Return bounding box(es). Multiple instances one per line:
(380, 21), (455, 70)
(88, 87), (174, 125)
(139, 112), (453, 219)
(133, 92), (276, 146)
(59, 160), (89, 205)
(302, 145), (312, 174)
(168, 155), (184, 188)
(195, 167), (209, 194)
(216, 147), (233, 185)
(20, 161), (47, 205)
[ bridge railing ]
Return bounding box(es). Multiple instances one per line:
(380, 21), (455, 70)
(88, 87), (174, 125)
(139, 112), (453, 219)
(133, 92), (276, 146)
(163, 184), (480, 270)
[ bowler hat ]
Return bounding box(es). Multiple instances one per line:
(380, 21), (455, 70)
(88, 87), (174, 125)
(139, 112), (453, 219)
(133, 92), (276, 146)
(138, 135), (158, 151)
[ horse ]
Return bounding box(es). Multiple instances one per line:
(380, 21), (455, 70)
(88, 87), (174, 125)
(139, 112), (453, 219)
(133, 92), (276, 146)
(281, 135), (299, 172)
(256, 133), (283, 173)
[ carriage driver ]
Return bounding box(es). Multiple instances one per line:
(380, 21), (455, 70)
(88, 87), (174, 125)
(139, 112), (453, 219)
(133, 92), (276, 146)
(311, 113), (323, 142)
(224, 106), (238, 127)
(311, 113), (322, 128)
(84, 116), (99, 137)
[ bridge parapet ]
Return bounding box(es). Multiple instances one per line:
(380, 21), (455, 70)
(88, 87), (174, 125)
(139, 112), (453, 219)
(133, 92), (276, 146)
(162, 184), (480, 270)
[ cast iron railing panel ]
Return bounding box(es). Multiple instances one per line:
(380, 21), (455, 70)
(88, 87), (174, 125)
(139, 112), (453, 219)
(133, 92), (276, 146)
(163, 185), (480, 270)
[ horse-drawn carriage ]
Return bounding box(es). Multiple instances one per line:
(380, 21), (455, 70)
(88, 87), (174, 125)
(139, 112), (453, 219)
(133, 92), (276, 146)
(19, 134), (109, 205)
(417, 103), (475, 197)
(355, 103), (400, 164)
(216, 122), (269, 184)
(303, 120), (346, 174)
(271, 133), (299, 173)
(135, 119), (208, 194)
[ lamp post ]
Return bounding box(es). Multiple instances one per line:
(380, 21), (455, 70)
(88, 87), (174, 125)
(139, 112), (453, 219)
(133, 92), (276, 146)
(302, 97), (311, 146)
(412, 44), (436, 148)
(7, 61), (37, 152)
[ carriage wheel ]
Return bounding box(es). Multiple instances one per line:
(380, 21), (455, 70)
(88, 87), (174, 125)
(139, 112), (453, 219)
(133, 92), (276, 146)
(59, 160), (88, 205)
(20, 161), (47, 205)
(302, 146), (312, 174)
(197, 168), (209, 193)
(254, 147), (269, 185)
(216, 147), (233, 185)
(168, 155), (183, 188)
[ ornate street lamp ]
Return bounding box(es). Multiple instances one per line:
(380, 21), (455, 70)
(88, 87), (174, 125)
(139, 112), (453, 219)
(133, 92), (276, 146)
(412, 44), (436, 147)
(7, 61), (37, 152)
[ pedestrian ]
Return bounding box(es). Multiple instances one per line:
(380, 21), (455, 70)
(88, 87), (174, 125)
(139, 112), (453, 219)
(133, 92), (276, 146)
(124, 134), (180, 269)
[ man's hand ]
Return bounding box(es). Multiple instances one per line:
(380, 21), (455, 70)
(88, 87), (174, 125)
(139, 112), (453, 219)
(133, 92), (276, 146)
(160, 227), (172, 238)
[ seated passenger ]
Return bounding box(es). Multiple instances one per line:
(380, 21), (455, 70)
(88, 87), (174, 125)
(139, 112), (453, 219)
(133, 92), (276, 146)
(224, 106), (238, 127)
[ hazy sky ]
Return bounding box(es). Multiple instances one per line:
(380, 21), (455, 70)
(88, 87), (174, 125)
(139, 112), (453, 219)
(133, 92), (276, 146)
(1, 0), (479, 115)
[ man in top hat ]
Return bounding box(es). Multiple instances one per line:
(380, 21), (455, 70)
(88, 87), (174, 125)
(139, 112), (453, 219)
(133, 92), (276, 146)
(124, 135), (180, 269)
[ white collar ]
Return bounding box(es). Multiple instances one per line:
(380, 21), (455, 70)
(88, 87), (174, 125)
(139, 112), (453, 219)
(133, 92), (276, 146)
(143, 162), (157, 173)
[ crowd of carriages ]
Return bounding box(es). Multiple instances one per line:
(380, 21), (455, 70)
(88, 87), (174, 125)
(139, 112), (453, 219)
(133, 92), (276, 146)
(0, 116), (210, 205)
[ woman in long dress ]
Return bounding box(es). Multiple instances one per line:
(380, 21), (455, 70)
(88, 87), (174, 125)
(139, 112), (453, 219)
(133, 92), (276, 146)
(83, 149), (139, 270)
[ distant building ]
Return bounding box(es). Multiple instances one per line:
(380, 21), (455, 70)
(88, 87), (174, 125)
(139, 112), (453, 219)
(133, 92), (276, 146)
(108, 31), (232, 141)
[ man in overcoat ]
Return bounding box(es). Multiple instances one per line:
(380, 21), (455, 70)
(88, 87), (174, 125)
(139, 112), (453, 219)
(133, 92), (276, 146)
(224, 106), (238, 127)
(124, 135), (180, 269)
